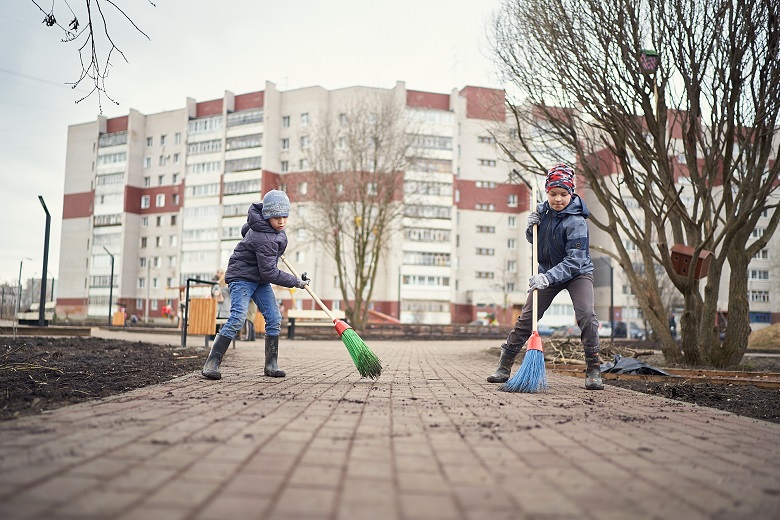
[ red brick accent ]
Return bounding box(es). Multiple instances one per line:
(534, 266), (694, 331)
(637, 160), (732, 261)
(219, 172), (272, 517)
(125, 185), (182, 214)
(455, 179), (526, 212)
(406, 90), (450, 111)
(63, 191), (94, 219)
(235, 91), (264, 111)
(106, 116), (128, 133)
(459, 86), (505, 121)
(196, 99), (223, 117)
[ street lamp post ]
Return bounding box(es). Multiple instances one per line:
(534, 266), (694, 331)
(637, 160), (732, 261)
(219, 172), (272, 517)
(38, 196), (51, 327)
(14, 257), (32, 339)
(103, 247), (115, 327)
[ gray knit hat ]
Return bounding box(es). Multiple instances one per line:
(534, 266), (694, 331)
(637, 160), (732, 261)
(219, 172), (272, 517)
(261, 190), (291, 219)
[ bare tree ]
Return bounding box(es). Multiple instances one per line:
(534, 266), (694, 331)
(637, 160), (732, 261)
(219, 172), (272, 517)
(305, 93), (418, 330)
(492, 0), (779, 367)
(30, 0), (155, 112)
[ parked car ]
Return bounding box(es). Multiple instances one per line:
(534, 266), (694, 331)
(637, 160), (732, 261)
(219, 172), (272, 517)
(598, 320), (613, 338)
(537, 325), (557, 336)
(551, 325), (582, 337)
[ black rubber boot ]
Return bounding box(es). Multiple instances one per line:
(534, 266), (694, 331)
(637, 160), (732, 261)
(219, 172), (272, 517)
(202, 334), (232, 380)
(264, 335), (286, 378)
(585, 355), (604, 390)
(487, 349), (517, 383)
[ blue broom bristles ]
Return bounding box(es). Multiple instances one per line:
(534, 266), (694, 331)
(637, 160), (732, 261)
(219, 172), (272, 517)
(500, 349), (548, 393)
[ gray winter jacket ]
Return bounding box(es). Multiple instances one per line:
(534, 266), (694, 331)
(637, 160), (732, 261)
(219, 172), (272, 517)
(224, 202), (298, 288)
(526, 194), (594, 286)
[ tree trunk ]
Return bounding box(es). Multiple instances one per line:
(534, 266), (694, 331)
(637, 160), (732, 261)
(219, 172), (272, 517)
(706, 253), (751, 368)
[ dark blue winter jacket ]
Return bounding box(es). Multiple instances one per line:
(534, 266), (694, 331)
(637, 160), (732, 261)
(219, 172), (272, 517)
(526, 194), (594, 286)
(224, 202), (298, 288)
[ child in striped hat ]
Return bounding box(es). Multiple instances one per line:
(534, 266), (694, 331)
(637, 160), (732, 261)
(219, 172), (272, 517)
(487, 163), (603, 389)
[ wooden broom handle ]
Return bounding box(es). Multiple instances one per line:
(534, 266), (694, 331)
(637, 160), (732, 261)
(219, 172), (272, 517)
(280, 255), (337, 322)
(532, 223), (539, 333)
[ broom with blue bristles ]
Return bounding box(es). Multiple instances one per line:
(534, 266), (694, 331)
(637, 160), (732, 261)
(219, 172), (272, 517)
(281, 255), (382, 379)
(500, 219), (548, 393)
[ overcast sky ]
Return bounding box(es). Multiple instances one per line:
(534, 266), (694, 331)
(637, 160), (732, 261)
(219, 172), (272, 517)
(0, 0), (504, 286)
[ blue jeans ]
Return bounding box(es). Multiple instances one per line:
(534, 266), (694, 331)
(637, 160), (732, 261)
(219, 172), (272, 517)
(218, 281), (281, 339)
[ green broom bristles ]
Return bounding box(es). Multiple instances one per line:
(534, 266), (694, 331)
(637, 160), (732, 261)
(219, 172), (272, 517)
(341, 328), (382, 379)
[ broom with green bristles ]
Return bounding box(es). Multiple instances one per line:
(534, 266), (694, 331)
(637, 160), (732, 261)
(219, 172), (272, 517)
(280, 255), (382, 379)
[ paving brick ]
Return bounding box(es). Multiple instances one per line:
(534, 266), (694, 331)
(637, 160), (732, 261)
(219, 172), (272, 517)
(0, 337), (778, 520)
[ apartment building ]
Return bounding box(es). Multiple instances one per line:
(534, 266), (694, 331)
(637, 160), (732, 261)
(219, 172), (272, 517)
(56, 80), (777, 330)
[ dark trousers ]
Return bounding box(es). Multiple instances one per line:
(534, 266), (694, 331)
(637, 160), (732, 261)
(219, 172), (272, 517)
(503, 273), (599, 357)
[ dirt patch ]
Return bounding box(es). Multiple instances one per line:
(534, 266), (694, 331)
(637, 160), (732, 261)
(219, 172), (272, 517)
(1, 336), (206, 421)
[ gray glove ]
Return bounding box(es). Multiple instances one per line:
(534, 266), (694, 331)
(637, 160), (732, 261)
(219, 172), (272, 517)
(295, 272), (311, 289)
(527, 211), (541, 228)
(528, 273), (550, 292)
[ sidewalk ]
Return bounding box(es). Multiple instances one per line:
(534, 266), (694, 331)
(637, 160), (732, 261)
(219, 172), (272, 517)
(1, 334), (778, 520)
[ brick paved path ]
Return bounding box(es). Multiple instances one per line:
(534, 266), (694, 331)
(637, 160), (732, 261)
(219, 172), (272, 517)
(1, 338), (779, 520)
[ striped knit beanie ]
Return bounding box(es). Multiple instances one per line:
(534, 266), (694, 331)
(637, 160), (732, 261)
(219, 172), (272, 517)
(545, 163), (575, 194)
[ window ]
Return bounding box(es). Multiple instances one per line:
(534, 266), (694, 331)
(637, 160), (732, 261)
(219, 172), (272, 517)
(159, 155), (166, 166)
(172, 173), (179, 184)
(299, 159), (309, 171)
(155, 194), (165, 207)
(144, 156), (151, 168)
(170, 235), (177, 246)
(749, 291), (770, 302)
(507, 194), (518, 207)
(153, 256), (161, 268)
(158, 175), (164, 186)
(301, 113), (310, 125)
(226, 134), (262, 151)
(508, 216), (517, 228)
(478, 136), (496, 144)
(143, 176), (151, 187)
(140, 237), (147, 248)
(476, 226), (495, 233)
(156, 216), (162, 227)
(476, 248), (495, 256)
(174, 132), (181, 144)
(160, 135), (167, 145)
(476, 271), (495, 279)
(475, 181), (496, 188)
(155, 236), (161, 247)
(188, 140), (222, 155)
(281, 161), (289, 172)
(507, 238), (516, 249)
(281, 138), (290, 150)
(146, 137), (153, 147)
(173, 153), (180, 164)
(171, 215), (177, 225)
(750, 270), (769, 280)
(751, 228), (765, 238)
(226, 108), (263, 126)
(475, 203), (496, 211)
(298, 182), (308, 195)
(339, 113), (347, 125)
(754, 249), (769, 260)
(168, 256), (177, 267)
(173, 194), (180, 205)
(338, 137), (346, 149)
(300, 136), (309, 149)
(188, 116), (222, 134)
(282, 116), (290, 128)
(141, 195), (151, 209)
(507, 260), (517, 272)
(140, 257), (147, 268)
(478, 159), (497, 167)
(141, 217), (148, 227)
(367, 183), (377, 196)
(138, 277), (145, 289)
